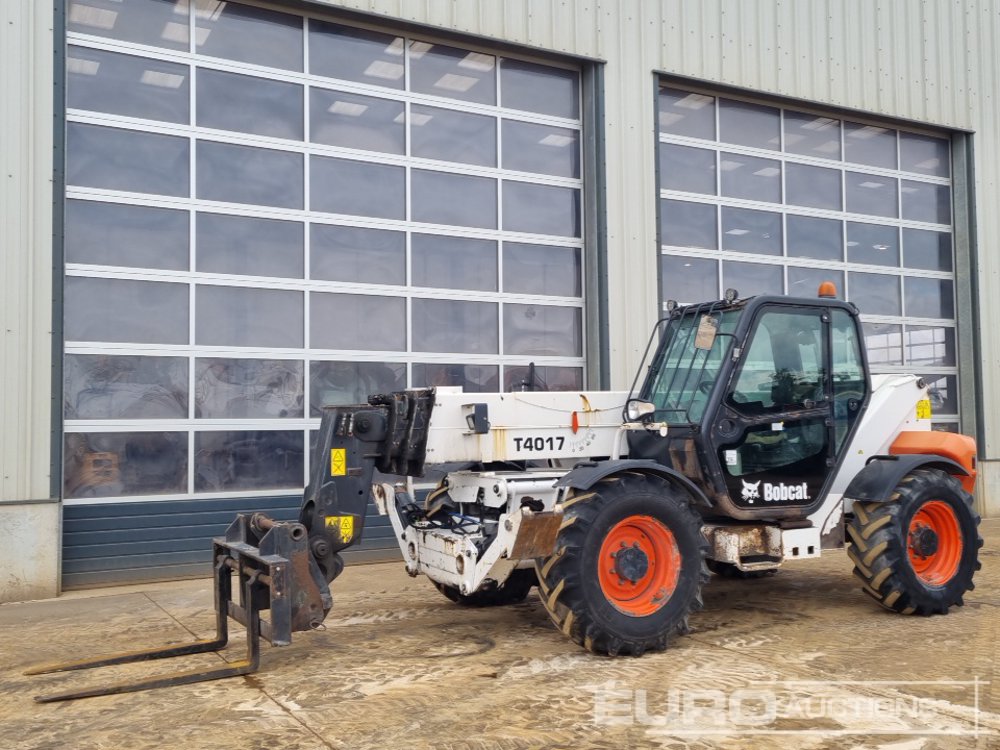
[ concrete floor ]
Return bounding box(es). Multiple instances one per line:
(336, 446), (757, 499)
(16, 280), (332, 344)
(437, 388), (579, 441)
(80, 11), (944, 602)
(2, 521), (999, 750)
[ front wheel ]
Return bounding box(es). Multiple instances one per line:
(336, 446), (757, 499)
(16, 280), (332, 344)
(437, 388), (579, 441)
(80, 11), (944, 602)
(848, 468), (982, 615)
(535, 472), (708, 656)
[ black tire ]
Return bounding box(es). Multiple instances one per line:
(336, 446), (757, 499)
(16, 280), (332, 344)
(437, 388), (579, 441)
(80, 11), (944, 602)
(432, 567), (536, 607)
(534, 472), (708, 656)
(848, 468), (982, 615)
(706, 559), (776, 579)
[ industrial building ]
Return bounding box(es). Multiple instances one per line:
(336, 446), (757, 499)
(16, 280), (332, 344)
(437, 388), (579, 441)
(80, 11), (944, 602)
(2, 0), (997, 599)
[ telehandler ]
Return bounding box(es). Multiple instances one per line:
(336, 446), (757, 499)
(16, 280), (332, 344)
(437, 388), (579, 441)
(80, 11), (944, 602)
(29, 285), (981, 701)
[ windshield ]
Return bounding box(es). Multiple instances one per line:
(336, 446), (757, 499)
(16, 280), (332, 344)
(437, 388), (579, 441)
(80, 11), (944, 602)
(639, 308), (741, 424)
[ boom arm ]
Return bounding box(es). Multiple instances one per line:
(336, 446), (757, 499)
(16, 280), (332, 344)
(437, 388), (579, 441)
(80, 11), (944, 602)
(300, 386), (630, 586)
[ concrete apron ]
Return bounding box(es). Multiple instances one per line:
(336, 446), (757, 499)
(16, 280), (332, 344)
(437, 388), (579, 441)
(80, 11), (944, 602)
(1, 521), (998, 750)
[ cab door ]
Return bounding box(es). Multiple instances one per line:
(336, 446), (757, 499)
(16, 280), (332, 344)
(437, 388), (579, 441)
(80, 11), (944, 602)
(716, 306), (833, 510)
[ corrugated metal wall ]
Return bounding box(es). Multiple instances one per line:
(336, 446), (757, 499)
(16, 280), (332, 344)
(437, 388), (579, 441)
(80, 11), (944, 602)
(0, 0), (54, 506)
(314, 0), (1000, 512)
(0, 0), (58, 600)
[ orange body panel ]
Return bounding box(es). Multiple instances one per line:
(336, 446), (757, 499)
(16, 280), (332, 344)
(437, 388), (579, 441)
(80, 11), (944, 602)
(890, 431), (978, 494)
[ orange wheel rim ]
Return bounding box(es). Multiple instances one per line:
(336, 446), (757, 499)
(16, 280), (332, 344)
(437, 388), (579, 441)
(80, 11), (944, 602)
(598, 515), (681, 616)
(907, 500), (963, 586)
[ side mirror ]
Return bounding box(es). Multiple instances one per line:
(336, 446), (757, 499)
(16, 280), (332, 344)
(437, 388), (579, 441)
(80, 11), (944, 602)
(625, 399), (656, 422)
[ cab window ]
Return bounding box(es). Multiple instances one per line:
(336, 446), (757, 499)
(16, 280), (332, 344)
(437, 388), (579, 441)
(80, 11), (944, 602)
(645, 309), (740, 423)
(729, 310), (824, 415)
(831, 308), (866, 448)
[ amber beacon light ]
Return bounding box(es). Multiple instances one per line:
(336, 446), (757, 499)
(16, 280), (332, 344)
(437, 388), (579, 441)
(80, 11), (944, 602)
(817, 281), (839, 298)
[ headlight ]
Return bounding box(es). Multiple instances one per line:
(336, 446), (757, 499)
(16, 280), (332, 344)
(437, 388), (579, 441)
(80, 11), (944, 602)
(626, 399), (656, 421)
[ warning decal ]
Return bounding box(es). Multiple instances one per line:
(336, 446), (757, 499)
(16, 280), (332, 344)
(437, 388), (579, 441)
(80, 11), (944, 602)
(916, 399), (932, 420)
(330, 448), (346, 476)
(325, 515), (354, 543)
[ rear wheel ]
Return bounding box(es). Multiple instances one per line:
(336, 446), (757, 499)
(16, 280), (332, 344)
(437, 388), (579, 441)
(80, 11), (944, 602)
(535, 472), (708, 655)
(848, 468), (981, 614)
(432, 568), (536, 607)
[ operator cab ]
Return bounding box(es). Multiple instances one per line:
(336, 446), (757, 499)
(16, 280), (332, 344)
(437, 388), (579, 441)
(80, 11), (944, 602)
(625, 287), (869, 519)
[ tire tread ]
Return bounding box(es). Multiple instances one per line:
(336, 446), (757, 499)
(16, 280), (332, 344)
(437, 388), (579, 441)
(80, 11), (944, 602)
(534, 473), (708, 655)
(848, 468), (981, 616)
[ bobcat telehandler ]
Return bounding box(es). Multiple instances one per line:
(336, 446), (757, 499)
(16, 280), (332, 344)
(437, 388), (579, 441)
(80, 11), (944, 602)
(29, 285), (982, 702)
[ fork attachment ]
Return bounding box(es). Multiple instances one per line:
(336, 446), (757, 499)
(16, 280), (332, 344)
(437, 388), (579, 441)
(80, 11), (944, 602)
(26, 389), (437, 702)
(26, 513), (330, 703)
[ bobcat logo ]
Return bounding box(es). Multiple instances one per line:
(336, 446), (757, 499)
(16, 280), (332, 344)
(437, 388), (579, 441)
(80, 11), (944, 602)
(741, 479), (761, 503)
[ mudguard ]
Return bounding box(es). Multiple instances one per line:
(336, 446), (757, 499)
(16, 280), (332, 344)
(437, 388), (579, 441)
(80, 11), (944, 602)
(843, 454), (971, 505)
(556, 459), (711, 506)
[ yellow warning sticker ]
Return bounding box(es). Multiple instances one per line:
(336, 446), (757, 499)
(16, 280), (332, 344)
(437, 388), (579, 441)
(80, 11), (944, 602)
(330, 448), (346, 476)
(325, 515), (354, 543)
(916, 399), (932, 420)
